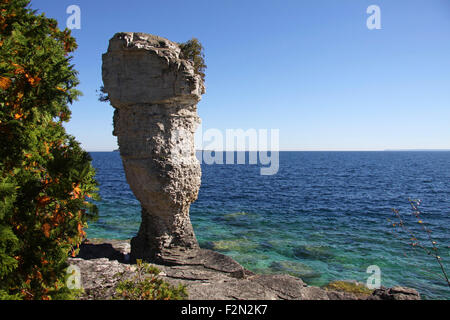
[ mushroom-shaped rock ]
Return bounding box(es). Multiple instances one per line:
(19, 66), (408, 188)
(102, 32), (205, 262)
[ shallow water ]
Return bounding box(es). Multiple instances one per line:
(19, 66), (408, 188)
(87, 151), (450, 299)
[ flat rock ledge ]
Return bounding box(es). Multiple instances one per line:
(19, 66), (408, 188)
(68, 239), (420, 300)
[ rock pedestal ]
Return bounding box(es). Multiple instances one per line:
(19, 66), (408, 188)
(102, 32), (205, 261)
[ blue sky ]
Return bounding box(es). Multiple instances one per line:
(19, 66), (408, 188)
(31, 0), (450, 151)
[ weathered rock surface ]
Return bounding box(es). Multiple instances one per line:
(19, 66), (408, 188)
(68, 240), (420, 300)
(371, 286), (421, 300)
(102, 33), (205, 261)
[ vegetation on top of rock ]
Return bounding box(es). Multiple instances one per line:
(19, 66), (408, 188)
(179, 37), (207, 82)
(114, 259), (188, 300)
(0, 0), (99, 300)
(98, 37), (206, 103)
(323, 280), (373, 296)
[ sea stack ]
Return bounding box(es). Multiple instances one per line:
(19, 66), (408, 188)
(101, 32), (205, 262)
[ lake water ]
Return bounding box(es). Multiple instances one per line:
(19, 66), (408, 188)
(87, 151), (450, 299)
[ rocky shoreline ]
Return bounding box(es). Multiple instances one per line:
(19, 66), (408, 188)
(68, 239), (420, 300)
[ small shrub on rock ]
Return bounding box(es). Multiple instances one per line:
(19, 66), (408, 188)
(179, 37), (206, 82)
(114, 259), (188, 300)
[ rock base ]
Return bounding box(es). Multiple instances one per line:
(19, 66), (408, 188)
(69, 239), (420, 300)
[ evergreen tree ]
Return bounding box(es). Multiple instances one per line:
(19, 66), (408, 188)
(179, 37), (207, 82)
(0, 0), (98, 299)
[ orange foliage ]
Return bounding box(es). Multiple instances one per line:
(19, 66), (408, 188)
(42, 223), (51, 238)
(0, 76), (11, 90)
(36, 195), (51, 206)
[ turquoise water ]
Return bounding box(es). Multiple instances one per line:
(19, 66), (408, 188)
(87, 151), (450, 299)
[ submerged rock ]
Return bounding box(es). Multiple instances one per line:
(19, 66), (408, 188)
(222, 211), (252, 219)
(102, 33), (205, 261)
(211, 239), (259, 252)
(216, 211), (257, 228)
(293, 244), (334, 261)
(269, 260), (321, 280)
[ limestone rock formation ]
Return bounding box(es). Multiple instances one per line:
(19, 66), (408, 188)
(102, 32), (205, 261)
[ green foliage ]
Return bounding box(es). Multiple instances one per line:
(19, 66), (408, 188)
(48, 287), (84, 300)
(114, 260), (188, 300)
(97, 85), (109, 102)
(0, 0), (98, 299)
(179, 37), (207, 82)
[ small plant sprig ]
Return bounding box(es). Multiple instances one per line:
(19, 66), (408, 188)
(114, 259), (188, 300)
(389, 199), (449, 288)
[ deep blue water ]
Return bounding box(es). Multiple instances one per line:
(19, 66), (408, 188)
(88, 151), (450, 299)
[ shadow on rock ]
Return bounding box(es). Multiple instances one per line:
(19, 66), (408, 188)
(76, 243), (127, 262)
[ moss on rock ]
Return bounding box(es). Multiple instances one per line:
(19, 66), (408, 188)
(323, 280), (373, 296)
